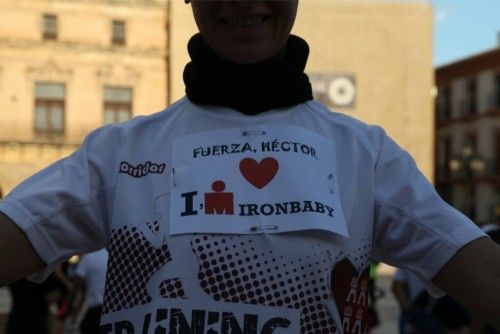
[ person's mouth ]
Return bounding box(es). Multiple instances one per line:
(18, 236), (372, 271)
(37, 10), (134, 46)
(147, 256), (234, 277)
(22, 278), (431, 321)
(219, 15), (271, 27)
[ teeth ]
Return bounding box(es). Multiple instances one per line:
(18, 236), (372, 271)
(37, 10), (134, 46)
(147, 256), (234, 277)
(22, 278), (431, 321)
(222, 16), (266, 27)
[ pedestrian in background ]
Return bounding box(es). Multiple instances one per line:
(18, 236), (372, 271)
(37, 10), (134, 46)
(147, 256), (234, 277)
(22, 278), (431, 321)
(393, 268), (472, 334)
(51, 260), (81, 334)
(469, 224), (500, 334)
(392, 268), (450, 334)
(74, 249), (108, 334)
(6, 274), (60, 334)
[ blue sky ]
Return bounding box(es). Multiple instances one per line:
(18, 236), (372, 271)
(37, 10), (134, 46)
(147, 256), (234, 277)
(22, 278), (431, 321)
(430, 0), (500, 67)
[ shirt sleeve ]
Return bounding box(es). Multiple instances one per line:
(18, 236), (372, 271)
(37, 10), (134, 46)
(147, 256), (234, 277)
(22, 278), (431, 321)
(393, 268), (407, 283)
(371, 132), (486, 296)
(0, 126), (123, 282)
(75, 256), (89, 280)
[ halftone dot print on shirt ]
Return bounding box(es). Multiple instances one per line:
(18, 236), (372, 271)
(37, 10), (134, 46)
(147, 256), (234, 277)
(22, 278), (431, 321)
(191, 234), (343, 333)
(348, 239), (371, 270)
(103, 221), (171, 314)
(159, 278), (186, 299)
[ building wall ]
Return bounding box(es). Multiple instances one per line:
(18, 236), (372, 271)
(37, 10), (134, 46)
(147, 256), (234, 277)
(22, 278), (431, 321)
(296, 0), (434, 180)
(0, 0), (167, 193)
(436, 61), (500, 224)
(0, 0), (434, 194)
(169, 0), (434, 180)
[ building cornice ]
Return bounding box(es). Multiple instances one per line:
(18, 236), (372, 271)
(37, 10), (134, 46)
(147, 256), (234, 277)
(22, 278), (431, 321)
(15, 0), (167, 9)
(436, 176), (500, 187)
(436, 108), (500, 129)
(0, 139), (80, 148)
(436, 48), (500, 84)
(0, 38), (166, 59)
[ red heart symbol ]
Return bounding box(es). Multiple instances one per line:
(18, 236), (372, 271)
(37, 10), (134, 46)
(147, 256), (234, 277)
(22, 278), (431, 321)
(331, 259), (371, 333)
(239, 157), (279, 189)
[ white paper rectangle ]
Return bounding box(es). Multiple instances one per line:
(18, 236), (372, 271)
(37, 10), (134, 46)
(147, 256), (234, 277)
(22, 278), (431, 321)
(170, 125), (348, 237)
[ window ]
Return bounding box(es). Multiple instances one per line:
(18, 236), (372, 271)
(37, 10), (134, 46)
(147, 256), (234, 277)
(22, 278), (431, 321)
(437, 87), (452, 121)
(111, 20), (126, 45)
(463, 78), (477, 116)
(438, 137), (452, 181)
(34, 83), (65, 135)
(103, 87), (132, 124)
(42, 14), (57, 40)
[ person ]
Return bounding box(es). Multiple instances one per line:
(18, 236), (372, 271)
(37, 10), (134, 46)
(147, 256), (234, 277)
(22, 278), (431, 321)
(73, 249), (108, 334)
(392, 268), (444, 334)
(51, 261), (79, 334)
(469, 224), (500, 334)
(6, 274), (60, 334)
(0, 0), (500, 333)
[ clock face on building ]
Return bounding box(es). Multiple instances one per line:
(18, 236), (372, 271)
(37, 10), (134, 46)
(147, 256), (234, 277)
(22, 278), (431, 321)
(308, 73), (356, 109)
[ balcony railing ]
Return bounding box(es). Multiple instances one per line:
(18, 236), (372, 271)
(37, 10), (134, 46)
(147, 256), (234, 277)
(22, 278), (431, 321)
(437, 158), (499, 184)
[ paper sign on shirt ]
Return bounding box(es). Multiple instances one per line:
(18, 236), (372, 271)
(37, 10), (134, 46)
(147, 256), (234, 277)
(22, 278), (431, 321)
(170, 125), (348, 236)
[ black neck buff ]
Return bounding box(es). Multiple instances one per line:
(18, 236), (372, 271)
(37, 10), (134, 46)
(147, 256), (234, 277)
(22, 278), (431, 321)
(183, 34), (313, 115)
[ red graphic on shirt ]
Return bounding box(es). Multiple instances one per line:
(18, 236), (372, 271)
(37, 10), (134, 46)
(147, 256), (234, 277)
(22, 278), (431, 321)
(204, 180), (234, 215)
(331, 259), (371, 334)
(239, 157), (279, 189)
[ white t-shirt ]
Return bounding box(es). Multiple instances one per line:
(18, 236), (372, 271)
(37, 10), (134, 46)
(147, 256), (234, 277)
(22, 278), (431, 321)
(0, 98), (485, 334)
(75, 249), (109, 308)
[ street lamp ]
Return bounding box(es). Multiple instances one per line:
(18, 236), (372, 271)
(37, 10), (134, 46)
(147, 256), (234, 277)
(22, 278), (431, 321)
(447, 142), (486, 221)
(448, 142), (486, 177)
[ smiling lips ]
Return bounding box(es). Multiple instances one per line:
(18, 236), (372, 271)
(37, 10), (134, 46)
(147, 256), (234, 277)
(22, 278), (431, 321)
(219, 15), (271, 27)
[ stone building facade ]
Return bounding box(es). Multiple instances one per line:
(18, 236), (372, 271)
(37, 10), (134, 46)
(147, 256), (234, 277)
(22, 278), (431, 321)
(0, 0), (167, 194)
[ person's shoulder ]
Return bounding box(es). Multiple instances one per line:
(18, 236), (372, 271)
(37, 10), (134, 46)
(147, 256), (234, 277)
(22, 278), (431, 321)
(103, 97), (188, 133)
(303, 100), (387, 153)
(82, 98), (189, 145)
(305, 100), (385, 135)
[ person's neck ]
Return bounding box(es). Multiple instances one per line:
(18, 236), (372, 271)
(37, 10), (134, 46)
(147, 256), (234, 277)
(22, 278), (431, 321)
(183, 34), (313, 115)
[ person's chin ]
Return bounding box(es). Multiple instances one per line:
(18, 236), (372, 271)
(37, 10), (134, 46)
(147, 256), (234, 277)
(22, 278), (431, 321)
(219, 45), (274, 64)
